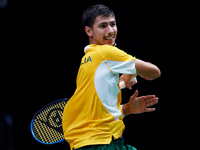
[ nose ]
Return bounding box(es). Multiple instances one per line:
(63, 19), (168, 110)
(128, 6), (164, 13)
(107, 25), (114, 35)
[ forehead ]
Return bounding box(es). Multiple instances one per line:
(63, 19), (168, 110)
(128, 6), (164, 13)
(94, 15), (116, 25)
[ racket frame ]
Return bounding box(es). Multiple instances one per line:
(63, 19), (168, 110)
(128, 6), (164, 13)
(30, 98), (69, 145)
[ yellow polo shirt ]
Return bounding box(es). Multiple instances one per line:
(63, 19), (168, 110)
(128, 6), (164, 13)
(62, 44), (136, 150)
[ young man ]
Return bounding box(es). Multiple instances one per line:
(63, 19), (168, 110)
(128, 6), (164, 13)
(62, 4), (161, 150)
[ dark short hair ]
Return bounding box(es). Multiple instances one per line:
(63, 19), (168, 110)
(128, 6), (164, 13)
(82, 4), (115, 28)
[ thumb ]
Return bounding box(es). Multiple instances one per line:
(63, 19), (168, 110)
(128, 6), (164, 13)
(130, 90), (138, 100)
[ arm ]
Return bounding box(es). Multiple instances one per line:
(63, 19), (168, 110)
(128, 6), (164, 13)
(135, 58), (161, 80)
(122, 58), (161, 89)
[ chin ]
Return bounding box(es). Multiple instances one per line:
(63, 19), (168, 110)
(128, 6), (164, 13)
(104, 41), (115, 46)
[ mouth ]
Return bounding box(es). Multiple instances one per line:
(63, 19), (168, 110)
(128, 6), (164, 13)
(104, 34), (115, 41)
(105, 37), (114, 40)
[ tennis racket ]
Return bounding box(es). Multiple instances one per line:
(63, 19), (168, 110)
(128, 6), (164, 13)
(30, 98), (69, 145)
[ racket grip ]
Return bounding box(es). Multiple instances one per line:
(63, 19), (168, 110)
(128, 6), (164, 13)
(119, 76), (137, 89)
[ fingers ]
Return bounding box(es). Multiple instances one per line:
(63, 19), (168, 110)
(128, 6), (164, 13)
(127, 82), (134, 90)
(129, 90), (139, 103)
(146, 108), (156, 112)
(139, 95), (156, 100)
(145, 97), (158, 113)
(146, 97), (159, 102)
(130, 90), (138, 99)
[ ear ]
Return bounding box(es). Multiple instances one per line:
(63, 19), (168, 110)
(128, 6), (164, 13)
(84, 26), (93, 37)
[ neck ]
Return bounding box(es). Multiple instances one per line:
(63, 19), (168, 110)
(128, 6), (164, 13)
(89, 38), (100, 45)
(88, 38), (116, 46)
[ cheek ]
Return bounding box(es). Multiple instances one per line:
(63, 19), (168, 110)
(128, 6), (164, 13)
(98, 31), (105, 39)
(92, 28), (106, 44)
(114, 27), (118, 36)
(95, 30), (105, 41)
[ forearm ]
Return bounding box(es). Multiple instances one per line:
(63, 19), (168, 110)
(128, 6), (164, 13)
(135, 59), (161, 80)
(121, 59), (160, 85)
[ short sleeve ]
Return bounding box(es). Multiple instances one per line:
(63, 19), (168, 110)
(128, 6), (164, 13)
(98, 45), (136, 74)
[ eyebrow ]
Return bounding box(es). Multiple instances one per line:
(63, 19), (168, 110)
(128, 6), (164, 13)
(98, 21), (116, 26)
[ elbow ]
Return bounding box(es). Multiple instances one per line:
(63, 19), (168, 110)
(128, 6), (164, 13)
(149, 67), (161, 80)
(155, 68), (161, 78)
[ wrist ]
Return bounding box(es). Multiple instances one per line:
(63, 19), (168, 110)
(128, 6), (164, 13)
(122, 103), (131, 117)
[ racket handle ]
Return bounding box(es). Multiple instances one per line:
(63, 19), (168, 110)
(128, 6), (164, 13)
(119, 76), (137, 89)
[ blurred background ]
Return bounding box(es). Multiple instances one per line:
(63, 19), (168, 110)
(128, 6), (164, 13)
(0, 0), (199, 150)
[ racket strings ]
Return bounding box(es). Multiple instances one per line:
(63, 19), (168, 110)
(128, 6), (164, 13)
(32, 101), (68, 143)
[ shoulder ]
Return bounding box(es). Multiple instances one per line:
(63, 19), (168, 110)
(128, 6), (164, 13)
(98, 45), (135, 61)
(100, 45), (124, 53)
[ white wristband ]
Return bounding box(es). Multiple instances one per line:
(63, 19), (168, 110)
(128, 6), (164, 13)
(119, 76), (137, 89)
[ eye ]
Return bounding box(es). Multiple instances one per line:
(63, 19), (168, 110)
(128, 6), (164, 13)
(111, 22), (116, 27)
(99, 24), (107, 28)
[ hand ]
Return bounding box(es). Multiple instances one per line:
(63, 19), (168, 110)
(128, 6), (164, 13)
(120, 74), (137, 90)
(123, 90), (159, 116)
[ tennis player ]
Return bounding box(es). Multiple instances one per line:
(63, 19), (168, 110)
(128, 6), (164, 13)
(62, 4), (161, 150)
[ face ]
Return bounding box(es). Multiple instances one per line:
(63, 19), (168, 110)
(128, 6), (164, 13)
(85, 15), (117, 46)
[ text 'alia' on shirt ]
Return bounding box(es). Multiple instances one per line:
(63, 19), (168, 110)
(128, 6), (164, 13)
(62, 44), (136, 150)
